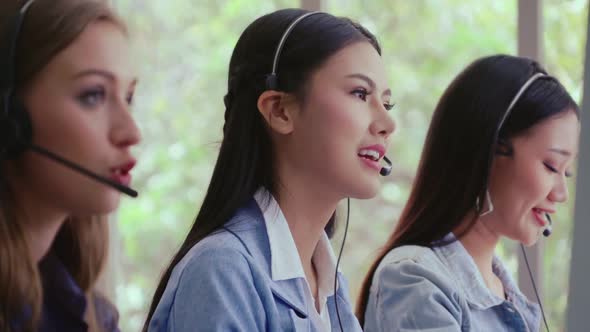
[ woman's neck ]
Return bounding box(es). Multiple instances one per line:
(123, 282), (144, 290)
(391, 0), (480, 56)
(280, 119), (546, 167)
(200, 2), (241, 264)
(273, 181), (338, 267)
(12, 184), (67, 263)
(455, 215), (504, 297)
(273, 179), (337, 306)
(273, 157), (342, 262)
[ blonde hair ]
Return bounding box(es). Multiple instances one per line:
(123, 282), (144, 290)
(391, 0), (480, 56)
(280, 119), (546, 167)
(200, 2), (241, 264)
(0, 1), (126, 331)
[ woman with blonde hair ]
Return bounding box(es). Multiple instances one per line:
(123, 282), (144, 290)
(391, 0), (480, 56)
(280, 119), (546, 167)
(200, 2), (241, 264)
(0, 0), (141, 330)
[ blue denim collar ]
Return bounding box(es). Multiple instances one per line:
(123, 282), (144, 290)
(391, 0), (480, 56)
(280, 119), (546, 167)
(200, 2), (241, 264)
(223, 193), (346, 320)
(433, 233), (540, 316)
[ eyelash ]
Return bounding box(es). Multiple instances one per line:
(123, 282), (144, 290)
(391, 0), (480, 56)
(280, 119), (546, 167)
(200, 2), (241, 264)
(543, 162), (573, 178)
(77, 87), (135, 108)
(77, 87), (105, 108)
(126, 92), (134, 105)
(351, 88), (369, 101)
(351, 88), (394, 111)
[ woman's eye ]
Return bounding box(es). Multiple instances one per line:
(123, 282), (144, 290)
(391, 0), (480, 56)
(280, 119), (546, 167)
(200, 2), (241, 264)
(77, 87), (105, 108)
(351, 88), (369, 101)
(383, 102), (395, 111)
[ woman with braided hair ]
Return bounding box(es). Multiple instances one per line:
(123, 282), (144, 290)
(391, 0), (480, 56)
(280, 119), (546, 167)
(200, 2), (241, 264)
(145, 8), (396, 332)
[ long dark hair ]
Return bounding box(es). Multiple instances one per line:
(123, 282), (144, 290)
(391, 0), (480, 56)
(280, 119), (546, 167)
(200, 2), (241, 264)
(356, 54), (580, 325)
(144, 8), (381, 327)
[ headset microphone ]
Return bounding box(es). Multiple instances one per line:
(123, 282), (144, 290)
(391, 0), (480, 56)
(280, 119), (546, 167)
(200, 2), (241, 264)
(543, 213), (553, 237)
(28, 144), (138, 198)
(380, 156), (392, 176)
(502, 73), (552, 332)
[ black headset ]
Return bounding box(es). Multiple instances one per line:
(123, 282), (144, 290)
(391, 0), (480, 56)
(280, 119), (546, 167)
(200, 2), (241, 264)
(265, 11), (323, 91)
(0, 0), (36, 160)
(490, 71), (552, 332)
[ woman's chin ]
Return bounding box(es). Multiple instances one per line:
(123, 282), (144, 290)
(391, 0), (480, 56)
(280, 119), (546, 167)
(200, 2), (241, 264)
(520, 230), (541, 247)
(351, 181), (381, 200)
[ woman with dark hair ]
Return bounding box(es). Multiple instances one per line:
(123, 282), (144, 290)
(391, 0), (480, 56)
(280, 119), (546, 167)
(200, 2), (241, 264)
(358, 55), (579, 331)
(0, 0), (140, 331)
(145, 8), (395, 331)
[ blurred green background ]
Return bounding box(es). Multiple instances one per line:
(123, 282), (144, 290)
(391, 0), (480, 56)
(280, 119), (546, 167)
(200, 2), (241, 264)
(107, 1), (587, 330)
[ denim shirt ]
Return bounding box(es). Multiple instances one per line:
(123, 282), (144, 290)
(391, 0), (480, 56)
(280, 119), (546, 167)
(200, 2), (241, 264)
(364, 233), (541, 332)
(148, 192), (361, 332)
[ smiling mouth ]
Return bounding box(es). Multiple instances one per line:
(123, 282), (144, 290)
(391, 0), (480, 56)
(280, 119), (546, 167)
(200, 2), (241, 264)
(358, 149), (381, 161)
(532, 208), (550, 227)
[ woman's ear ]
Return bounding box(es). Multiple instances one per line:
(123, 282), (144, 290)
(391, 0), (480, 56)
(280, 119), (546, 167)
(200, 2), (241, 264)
(495, 138), (514, 157)
(257, 90), (297, 135)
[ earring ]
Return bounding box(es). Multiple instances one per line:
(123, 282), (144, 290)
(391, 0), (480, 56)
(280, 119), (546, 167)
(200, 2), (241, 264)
(475, 190), (494, 216)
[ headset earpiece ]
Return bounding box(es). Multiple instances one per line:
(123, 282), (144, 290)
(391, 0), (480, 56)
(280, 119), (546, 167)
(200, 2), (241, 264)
(1, 0), (37, 160)
(265, 73), (278, 91)
(1, 93), (32, 159)
(494, 138), (513, 157)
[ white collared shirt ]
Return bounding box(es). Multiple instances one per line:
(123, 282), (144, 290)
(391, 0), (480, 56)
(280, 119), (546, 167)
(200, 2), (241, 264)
(254, 188), (338, 331)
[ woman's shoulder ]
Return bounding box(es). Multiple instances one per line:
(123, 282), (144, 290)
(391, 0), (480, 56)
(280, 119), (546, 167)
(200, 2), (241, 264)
(373, 244), (458, 294)
(148, 226), (271, 331)
(176, 231), (259, 279)
(366, 244), (467, 329)
(92, 292), (120, 332)
(177, 200), (270, 274)
(170, 218), (273, 292)
(380, 244), (441, 267)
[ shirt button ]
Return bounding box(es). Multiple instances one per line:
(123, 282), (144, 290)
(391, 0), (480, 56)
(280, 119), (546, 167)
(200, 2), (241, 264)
(506, 306), (515, 313)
